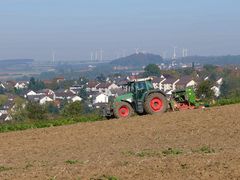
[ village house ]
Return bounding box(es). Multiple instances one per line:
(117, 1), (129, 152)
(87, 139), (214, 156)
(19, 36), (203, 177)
(25, 90), (37, 97)
(93, 93), (109, 104)
(96, 82), (119, 95)
(71, 96), (82, 102)
(39, 96), (53, 105)
(152, 77), (166, 90)
(86, 81), (100, 92)
(0, 82), (5, 89)
(54, 77), (65, 83)
(175, 76), (198, 90)
(14, 81), (28, 89)
(211, 85), (221, 97)
(0, 113), (12, 122)
(162, 78), (180, 92)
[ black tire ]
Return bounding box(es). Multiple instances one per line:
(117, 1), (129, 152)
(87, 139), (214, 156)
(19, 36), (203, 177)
(113, 102), (134, 119)
(144, 93), (167, 114)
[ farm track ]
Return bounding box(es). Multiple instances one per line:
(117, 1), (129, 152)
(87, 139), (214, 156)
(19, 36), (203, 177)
(0, 104), (240, 179)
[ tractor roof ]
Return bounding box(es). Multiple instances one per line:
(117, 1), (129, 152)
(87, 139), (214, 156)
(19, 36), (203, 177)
(128, 77), (153, 83)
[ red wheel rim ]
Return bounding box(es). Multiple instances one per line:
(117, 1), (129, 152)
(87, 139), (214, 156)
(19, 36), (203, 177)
(118, 105), (130, 117)
(150, 97), (163, 112)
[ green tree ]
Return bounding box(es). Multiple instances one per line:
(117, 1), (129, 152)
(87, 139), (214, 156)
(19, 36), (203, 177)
(220, 79), (229, 98)
(26, 102), (47, 120)
(28, 77), (45, 91)
(203, 64), (217, 72)
(79, 86), (88, 100)
(78, 76), (88, 85)
(96, 74), (106, 82)
(46, 103), (59, 114)
(0, 87), (5, 94)
(196, 80), (214, 100)
(143, 64), (161, 77)
(0, 95), (7, 107)
(61, 101), (83, 118)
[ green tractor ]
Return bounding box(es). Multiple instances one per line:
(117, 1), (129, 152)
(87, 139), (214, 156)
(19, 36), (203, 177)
(103, 78), (168, 118)
(103, 77), (204, 119)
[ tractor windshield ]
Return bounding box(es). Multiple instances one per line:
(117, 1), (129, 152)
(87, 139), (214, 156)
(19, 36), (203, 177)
(146, 80), (154, 90)
(127, 80), (154, 92)
(136, 81), (147, 90)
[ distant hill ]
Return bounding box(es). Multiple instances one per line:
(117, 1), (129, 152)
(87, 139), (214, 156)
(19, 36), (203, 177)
(179, 55), (240, 65)
(0, 59), (34, 66)
(110, 53), (164, 67)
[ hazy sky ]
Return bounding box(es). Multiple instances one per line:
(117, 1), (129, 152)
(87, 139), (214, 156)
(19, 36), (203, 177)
(0, 0), (240, 61)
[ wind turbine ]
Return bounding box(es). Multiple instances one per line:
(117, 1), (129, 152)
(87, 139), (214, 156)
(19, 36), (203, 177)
(90, 52), (93, 61)
(135, 48), (139, 54)
(172, 47), (177, 60)
(52, 51), (55, 64)
(100, 49), (103, 61)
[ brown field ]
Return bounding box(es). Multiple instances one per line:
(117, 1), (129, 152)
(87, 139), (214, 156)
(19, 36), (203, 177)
(0, 104), (240, 180)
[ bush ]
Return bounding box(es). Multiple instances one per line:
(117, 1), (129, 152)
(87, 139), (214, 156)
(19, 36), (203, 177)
(61, 101), (83, 118)
(26, 102), (47, 120)
(0, 114), (103, 133)
(215, 97), (240, 106)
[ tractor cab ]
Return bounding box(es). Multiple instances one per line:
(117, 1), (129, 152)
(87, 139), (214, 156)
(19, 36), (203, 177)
(127, 78), (155, 107)
(127, 78), (154, 95)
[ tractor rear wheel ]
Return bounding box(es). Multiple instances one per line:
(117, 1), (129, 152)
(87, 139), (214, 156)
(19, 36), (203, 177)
(113, 102), (134, 119)
(144, 93), (167, 114)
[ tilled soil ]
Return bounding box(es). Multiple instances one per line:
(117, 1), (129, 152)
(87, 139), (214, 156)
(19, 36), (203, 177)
(0, 104), (240, 180)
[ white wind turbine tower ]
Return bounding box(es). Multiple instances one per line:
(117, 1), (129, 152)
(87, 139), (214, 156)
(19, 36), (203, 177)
(52, 51), (55, 64)
(182, 48), (188, 57)
(95, 51), (98, 61)
(162, 51), (167, 59)
(185, 48), (188, 57)
(182, 48), (185, 57)
(135, 48), (139, 54)
(100, 49), (103, 61)
(90, 52), (94, 61)
(172, 47), (177, 60)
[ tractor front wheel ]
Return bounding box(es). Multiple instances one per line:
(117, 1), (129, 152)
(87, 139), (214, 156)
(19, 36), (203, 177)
(113, 102), (134, 119)
(144, 93), (167, 114)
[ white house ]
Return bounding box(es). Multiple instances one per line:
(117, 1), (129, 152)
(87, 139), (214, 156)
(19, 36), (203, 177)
(27, 90), (37, 96)
(216, 78), (223, 86)
(86, 81), (100, 92)
(39, 96), (53, 105)
(152, 77), (166, 90)
(0, 82), (5, 89)
(37, 89), (55, 96)
(93, 93), (109, 104)
(211, 86), (221, 97)
(0, 114), (12, 122)
(14, 82), (28, 89)
(71, 96), (82, 102)
(96, 82), (119, 95)
(64, 89), (77, 95)
(175, 77), (198, 90)
(162, 78), (180, 92)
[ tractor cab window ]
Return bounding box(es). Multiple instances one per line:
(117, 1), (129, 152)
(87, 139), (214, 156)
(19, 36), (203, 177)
(128, 83), (135, 92)
(136, 81), (147, 91)
(146, 80), (154, 90)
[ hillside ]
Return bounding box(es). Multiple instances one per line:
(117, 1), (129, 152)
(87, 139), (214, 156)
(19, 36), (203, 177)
(110, 53), (164, 67)
(0, 104), (240, 179)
